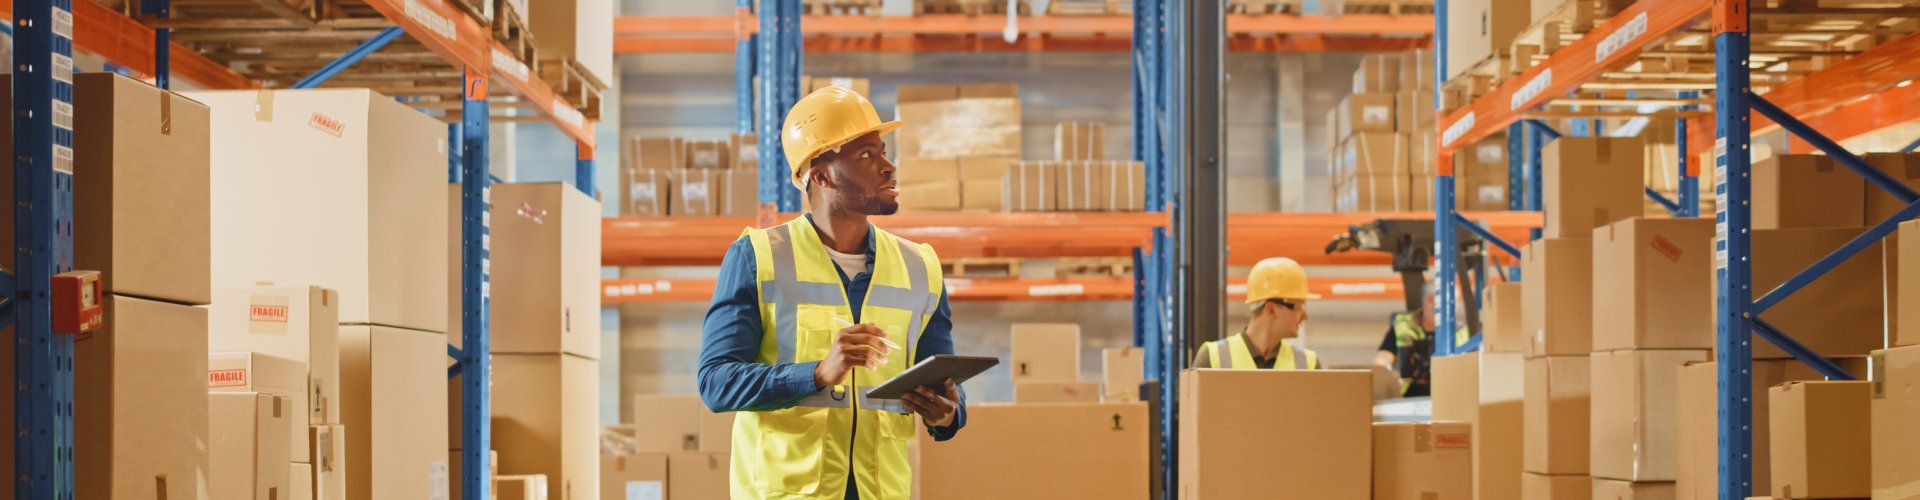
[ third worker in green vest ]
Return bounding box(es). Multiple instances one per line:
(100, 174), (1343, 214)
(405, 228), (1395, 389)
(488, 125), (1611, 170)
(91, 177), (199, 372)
(1373, 282), (1469, 397)
(1192, 257), (1324, 370)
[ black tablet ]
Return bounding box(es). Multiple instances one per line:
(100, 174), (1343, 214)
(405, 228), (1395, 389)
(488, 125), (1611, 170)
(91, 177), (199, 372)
(865, 355), (1000, 400)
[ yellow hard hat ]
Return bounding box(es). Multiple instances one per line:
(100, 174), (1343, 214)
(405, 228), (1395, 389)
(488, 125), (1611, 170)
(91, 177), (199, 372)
(1245, 257), (1320, 304)
(781, 86), (903, 190)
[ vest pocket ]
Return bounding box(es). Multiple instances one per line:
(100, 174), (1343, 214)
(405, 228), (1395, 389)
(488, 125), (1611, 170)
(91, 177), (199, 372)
(873, 411), (917, 499)
(752, 406), (829, 494)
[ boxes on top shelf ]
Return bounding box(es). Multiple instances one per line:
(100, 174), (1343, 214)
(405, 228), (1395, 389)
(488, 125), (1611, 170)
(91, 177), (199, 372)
(1769, 380), (1871, 499)
(1355, 53), (1402, 94)
(1541, 137), (1643, 239)
(731, 133), (759, 170)
(1753, 154), (1866, 230)
(685, 139), (731, 169)
(1396, 90), (1435, 134)
(632, 137), (685, 170)
(1340, 93), (1398, 136)
(667, 168), (753, 217)
(1590, 217), (1715, 351)
(896, 83), (1022, 160)
(1182, 370), (1371, 500)
(210, 285), (342, 426)
(72, 295), (210, 500)
(528, 0), (614, 89)
(1675, 359), (1870, 500)
(1400, 48), (1435, 90)
(1446, 0), (1531, 79)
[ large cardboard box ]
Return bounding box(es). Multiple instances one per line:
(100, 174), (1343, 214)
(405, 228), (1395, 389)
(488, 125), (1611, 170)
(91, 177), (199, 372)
(1522, 238), (1594, 357)
(1103, 347), (1144, 402)
(1591, 349), (1710, 482)
(1107, 161), (1147, 211)
(1342, 93), (1399, 134)
(682, 139), (729, 169)
(1346, 132), (1409, 176)
(619, 168), (669, 216)
(898, 157), (962, 212)
(1870, 345), (1920, 500)
(1446, 0), (1532, 80)
(492, 353), (598, 500)
(1525, 355), (1590, 475)
(1010, 323), (1081, 383)
(1482, 283), (1525, 353)
(1717, 227), (1884, 358)
(632, 137), (684, 171)
(1592, 218), (1716, 351)
(1055, 121), (1106, 161)
(314, 425), (347, 500)
(667, 452), (730, 500)
(699, 410), (735, 453)
(729, 133), (758, 171)
(497, 475), (548, 500)
(528, 0), (614, 87)
(1769, 381), (1870, 499)
(483, 183), (602, 359)
(1675, 359), (1870, 500)
(1411, 125), (1437, 176)
(74, 295), (209, 500)
(895, 83), (1022, 159)
(1402, 48), (1435, 90)
(293, 463), (314, 500)
(190, 88), (448, 332)
(631, 394), (705, 453)
(601, 454), (667, 500)
(1456, 134), (1508, 179)
(1004, 161), (1056, 212)
(1432, 352), (1526, 500)
(667, 168), (724, 216)
(1864, 152), (1920, 223)
(1754, 155), (1865, 230)
(1458, 172), (1511, 212)
(208, 351), (311, 462)
(340, 325), (449, 499)
(1355, 53), (1403, 94)
(1013, 381), (1101, 403)
(1373, 421), (1472, 500)
(1054, 160), (1108, 211)
(958, 156), (1015, 212)
(1180, 370), (1371, 500)
(1522, 473), (1592, 500)
(1348, 173), (1411, 212)
(720, 169), (758, 216)
(1398, 89), (1436, 133)
(1899, 220), (1920, 347)
(920, 402), (1149, 500)
(209, 393), (293, 500)
(1592, 478), (1676, 500)
(211, 286), (341, 427)
(1543, 137), (1643, 238)
(0, 73), (212, 306)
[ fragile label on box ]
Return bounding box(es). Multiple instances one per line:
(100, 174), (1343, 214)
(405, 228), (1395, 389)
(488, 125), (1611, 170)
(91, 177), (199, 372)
(249, 294), (291, 335)
(209, 368), (248, 388)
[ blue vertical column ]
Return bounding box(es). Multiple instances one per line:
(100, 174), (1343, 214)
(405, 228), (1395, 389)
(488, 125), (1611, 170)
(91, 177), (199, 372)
(458, 67), (493, 500)
(575, 144), (594, 196)
(1507, 123), (1523, 210)
(1678, 91), (1699, 217)
(736, 1), (756, 135)
(1527, 121), (1546, 240)
(1712, 0), (1754, 497)
(779, 0), (803, 212)
(13, 0), (76, 496)
(142, 0), (170, 88)
(1432, 0), (1457, 357)
(757, 0), (802, 216)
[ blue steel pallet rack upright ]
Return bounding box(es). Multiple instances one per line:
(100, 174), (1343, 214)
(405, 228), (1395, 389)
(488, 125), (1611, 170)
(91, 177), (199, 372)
(12, 0), (78, 496)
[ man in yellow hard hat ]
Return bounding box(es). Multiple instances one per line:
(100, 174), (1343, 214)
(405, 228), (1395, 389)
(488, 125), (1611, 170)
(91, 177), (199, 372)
(1193, 257), (1325, 370)
(697, 86), (965, 500)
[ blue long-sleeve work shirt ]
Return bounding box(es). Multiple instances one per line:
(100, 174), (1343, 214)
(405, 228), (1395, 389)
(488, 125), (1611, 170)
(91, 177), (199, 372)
(698, 216), (966, 499)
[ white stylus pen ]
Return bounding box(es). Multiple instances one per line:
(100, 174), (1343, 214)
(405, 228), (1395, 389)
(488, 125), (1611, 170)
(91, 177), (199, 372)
(835, 317), (903, 350)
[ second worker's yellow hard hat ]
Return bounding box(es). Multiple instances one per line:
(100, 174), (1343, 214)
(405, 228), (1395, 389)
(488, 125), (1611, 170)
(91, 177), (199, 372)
(780, 86), (903, 190)
(1244, 257), (1320, 304)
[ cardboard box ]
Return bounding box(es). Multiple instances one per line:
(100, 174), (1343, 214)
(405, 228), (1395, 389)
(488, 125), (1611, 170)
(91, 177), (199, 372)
(1459, 172), (1511, 211)
(1446, 0), (1531, 80)
(1107, 161), (1147, 211)
(1482, 283), (1525, 353)
(1593, 478), (1676, 500)
(1103, 347), (1144, 402)
(340, 325), (449, 499)
(1899, 221), (1920, 347)
(958, 156), (1015, 212)
(620, 168), (669, 216)
(1014, 381), (1101, 403)
(1346, 132), (1409, 176)
(1871, 345), (1920, 500)
(492, 353), (599, 500)
(1591, 218), (1715, 351)
(998, 160), (1059, 210)
(921, 402), (1149, 500)
(1769, 381), (1870, 499)
(699, 410), (735, 453)
(1349, 173), (1412, 212)
(1456, 134), (1509, 179)
(481, 183), (602, 359)
(667, 452), (730, 500)
(601, 454), (667, 500)
(528, 0), (614, 86)
(0, 73), (211, 306)
(1411, 126), (1437, 176)
(1542, 137), (1644, 238)
(684, 139), (730, 169)
(190, 88), (448, 332)
(1056, 122), (1106, 161)
(1180, 370), (1371, 500)
(730, 133), (759, 171)
(209, 352), (312, 462)
(497, 475), (548, 500)
(896, 157), (962, 212)
(1343, 93), (1399, 134)
(721, 169), (758, 216)
(1355, 53), (1403, 94)
(1374, 421), (1472, 500)
(1055, 161), (1109, 211)
(1432, 352), (1526, 500)
(314, 425), (347, 500)
(74, 295), (210, 500)
(1716, 227), (1884, 358)
(1522, 238), (1594, 357)
(808, 75), (872, 98)
(1675, 359), (1870, 500)
(447, 450), (501, 500)
(1411, 173), (1435, 212)
(1525, 355), (1590, 475)
(632, 137), (684, 170)
(1402, 48), (1435, 91)
(293, 463), (315, 500)
(210, 393), (293, 500)
(211, 285), (341, 426)
(1522, 473), (1592, 500)
(1397, 89), (1436, 132)
(1863, 152), (1920, 223)
(667, 168), (724, 216)
(1591, 349), (1710, 482)
(632, 394), (705, 453)
(1011, 323), (1081, 383)
(1754, 155), (1865, 230)
(895, 83), (1022, 159)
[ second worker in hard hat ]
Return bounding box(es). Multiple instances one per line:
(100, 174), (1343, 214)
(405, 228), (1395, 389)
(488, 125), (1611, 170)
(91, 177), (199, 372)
(1193, 257), (1325, 370)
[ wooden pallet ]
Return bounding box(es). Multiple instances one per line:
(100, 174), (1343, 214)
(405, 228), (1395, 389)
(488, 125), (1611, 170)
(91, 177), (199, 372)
(1228, 0), (1303, 14)
(1324, 0), (1433, 15)
(805, 0), (883, 15)
(916, 0), (1033, 15)
(449, 0), (490, 25)
(1048, 0), (1119, 15)
(1055, 257), (1133, 278)
(539, 58), (608, 120)
(492, 0), (539, 69)
(943, 258), (1022, 278)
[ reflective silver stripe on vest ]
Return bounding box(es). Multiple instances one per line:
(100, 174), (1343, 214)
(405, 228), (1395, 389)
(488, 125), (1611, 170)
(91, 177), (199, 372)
(858, 386), (911, 414)
(1293, 345), (1312, 369)
(793, 387), (855, 409)
(764, 224), (853, 363)
(1214, 339), (1234, 369)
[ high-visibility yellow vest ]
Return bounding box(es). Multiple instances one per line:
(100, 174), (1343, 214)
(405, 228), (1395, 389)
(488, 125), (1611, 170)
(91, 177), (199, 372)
(731, 216), (944, 500)
(1391, 312), (1470, 349)
(1197, 332), (1322, 370)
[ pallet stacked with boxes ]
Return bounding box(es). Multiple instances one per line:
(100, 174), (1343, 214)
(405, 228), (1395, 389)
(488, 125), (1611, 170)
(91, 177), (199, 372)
(191, 85), (453, 498)
(892, 83), (1023, 212)
(1332, 49), (1509, 213)
(621, 134), (759, 217)
(1003, 122), (1147, 213)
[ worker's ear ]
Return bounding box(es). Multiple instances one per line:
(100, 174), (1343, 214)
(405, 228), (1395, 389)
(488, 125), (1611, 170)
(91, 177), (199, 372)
(808, 163), (834, 190)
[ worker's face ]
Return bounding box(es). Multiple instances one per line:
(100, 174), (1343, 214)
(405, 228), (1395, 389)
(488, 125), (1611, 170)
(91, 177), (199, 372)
(810, 133), (898, 216)
(1267, 300), (1308, 336)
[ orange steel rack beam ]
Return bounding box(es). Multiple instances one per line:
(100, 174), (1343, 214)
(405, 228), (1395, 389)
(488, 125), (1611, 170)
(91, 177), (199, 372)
(614, 13), (1432, 53)
(1682, 30), (1920, 161)
(0, 0), (257, 89)
(601, 275), (1410, 303)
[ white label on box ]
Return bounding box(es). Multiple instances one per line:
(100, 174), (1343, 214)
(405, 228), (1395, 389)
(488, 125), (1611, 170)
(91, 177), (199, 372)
(51, 99), (71, 131)
(52, 144), (72, 175)
(685, 182), (710, 201)
(1442, 111), (1475, 147)
(1596, 12), (1649, 63)
(51, 7), (72, 38)
(427, 460), (448, 500)
(1479, 185), (1506, 203)
(1330, 282), (1390, 295)
(1362, 105), (1391, 124)
(438, 138), (447, 154)
(1510, 68), (1551, 111)
(1028, 283), (1086, 297)
(51, 54), (72, 84)
(626, 481), (665, 500)
(248, 294), (291, 335)
(403, 0), (457, 41)
(632, 183), (657, 201)
(1476, 145), (1503, 164)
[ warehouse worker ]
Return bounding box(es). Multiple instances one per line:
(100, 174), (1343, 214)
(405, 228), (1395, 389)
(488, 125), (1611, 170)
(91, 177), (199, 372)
(1192, 257), (1325, 370)
(1373, 282), (1470, 397)
(697, 86), (966, 500)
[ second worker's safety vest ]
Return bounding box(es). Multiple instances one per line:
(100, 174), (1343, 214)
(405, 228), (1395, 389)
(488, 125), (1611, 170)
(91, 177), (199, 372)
(730, 216), (944, 500)
(1197, 332), (1322, 370)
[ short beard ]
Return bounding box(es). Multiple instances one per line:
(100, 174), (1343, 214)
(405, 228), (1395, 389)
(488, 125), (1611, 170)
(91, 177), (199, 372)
(829, 169), (899, 216)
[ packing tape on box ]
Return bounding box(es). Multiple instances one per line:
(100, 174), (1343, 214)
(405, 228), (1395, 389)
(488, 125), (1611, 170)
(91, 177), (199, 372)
(1413, 423), (1433, 452)
(159, 91), (172, 135)
(254, 89), (275, 122)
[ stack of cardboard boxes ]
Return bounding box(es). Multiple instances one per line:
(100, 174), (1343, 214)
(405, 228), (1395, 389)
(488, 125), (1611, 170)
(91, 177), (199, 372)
(190, 85), (454, 499)
(621, 134), (759, 217)
(892, 83), (1022, 212)
(605, 394), (732, 499)
(209, 285), (347, 500)
(1433, 352), (1524, 500)
(1334, 50), (1460, 212)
